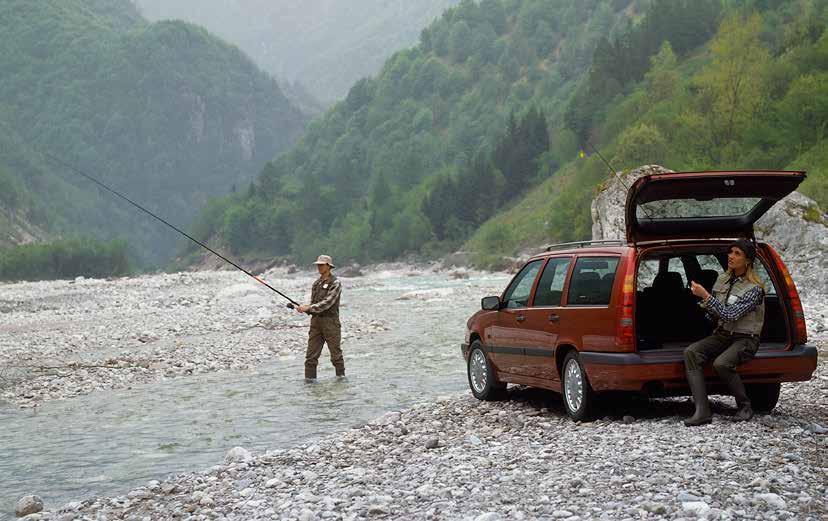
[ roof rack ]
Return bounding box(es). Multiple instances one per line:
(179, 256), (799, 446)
(543, 239), (626, 252)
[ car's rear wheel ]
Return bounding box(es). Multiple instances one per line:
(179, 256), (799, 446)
(746, 383), (781, 413)
(562, 351), (595, 421)
(467, 341), (506, 401)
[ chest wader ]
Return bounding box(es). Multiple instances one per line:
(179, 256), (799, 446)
(683, 273), (764, 426)
(305, 277), (345, 379)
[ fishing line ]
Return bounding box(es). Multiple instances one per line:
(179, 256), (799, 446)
(43, 152), (301, 308)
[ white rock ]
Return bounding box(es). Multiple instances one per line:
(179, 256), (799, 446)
(756, 493), (786, 509)
(224, 446), (252, 464)
(15, 495), (44, 517)
(682, 501), (710, 516)
(475, 513), (503, 521)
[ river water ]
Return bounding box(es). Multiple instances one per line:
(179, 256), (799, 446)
(0, 271), (508, 518)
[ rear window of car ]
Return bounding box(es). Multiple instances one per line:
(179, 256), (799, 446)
(533, 257), (572, 307)
(567, 257), (619, 306)
(637, 197), (763, 219)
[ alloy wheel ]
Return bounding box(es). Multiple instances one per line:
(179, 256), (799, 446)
(564, 358), (584, 413)
(469, 349), (488, 394)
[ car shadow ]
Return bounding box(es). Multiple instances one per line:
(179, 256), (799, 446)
(504, 385), (746, 422)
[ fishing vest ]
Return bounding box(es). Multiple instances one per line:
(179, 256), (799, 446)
(711, 272), (765, 336)
(311, 275), (340, 320)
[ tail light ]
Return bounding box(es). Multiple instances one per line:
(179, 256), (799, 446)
(615, 267), (636, 350)
(766, 247), (808, 345)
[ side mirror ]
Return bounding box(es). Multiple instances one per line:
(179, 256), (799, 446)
(481, 296), (501, 311)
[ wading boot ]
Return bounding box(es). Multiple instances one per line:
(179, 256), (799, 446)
(718, 371), (753, 421)
(684, 369), (712, 427)
(304, 366), (317, 383)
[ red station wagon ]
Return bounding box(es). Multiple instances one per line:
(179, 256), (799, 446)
(462, 170), (818, 420)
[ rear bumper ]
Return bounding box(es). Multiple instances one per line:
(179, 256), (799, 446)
(580, 344), (818, 392)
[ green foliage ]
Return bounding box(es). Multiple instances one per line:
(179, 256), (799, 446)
(204, 0), (631, 264)
(0, 0), (305, 267)
(467, 0), (828, 260)
(612, 122), (667, 169)
(0, 238), (131, 281)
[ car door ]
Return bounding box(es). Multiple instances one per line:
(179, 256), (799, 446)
(487, 259), (543, 375)
(555, 255), (621, 354)
(520, 256), (573, 380)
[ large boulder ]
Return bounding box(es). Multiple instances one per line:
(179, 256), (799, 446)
(591, 165), (828, 302)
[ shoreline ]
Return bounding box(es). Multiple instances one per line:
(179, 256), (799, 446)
(32, 365), (827, 520)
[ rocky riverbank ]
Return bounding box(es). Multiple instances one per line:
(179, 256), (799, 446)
(29, 354), (826, 521)
(0, 268), (393, 408)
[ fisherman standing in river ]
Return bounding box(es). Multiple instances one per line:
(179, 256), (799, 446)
(296, 255), (345, 381)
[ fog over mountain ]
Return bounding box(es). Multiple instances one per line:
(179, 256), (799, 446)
(131, 0), (460, 104)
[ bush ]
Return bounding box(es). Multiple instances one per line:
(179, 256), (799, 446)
(0, 239), (131, 281)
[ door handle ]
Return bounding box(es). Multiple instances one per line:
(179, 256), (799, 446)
(548, 314), (560, 322)
(516, 315), (525, 322)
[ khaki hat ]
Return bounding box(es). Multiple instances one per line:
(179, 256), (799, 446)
(313, 254), (336, 268)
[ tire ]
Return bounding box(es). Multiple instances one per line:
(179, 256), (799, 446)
(746, 383), (781, 413)
(561, 351), (595, 421)
(467, 341), (507, 401)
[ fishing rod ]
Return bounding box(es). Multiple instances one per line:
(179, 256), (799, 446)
(586, 141), (663, 226)
(43, 152), (302, 309)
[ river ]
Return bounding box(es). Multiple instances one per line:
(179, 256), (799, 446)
(0, 270), (509, 518)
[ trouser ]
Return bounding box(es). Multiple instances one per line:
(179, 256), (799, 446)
(305, 316), (344, 378)
(684, 331), (759, 404)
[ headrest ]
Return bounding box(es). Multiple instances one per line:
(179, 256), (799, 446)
(653, 271), (683, 291)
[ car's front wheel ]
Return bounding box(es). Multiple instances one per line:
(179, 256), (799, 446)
(562, 351), (595, 421)
(467, 341), (506, 401)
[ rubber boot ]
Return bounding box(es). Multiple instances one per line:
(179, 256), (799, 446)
(335, 365), (345, 378)
(717, 370), (753, 422)
(684, 369), (712, 427)
(304, 366), (317, 382)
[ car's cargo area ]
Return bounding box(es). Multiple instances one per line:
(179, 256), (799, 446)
(634, 246), (789, 350)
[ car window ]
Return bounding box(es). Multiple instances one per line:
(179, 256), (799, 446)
(668, 258), (687, 285)
(637, 258), (659, 291)
(754, 258), (777, 296)
(697, 254), (723, 271)
(533, 257), (572, 307)
(503, 260), (543, 308)
(567, 257), (620, 306)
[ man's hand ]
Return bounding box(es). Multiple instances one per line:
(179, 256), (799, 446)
(690, 281), (710, 300)
(297, 304), (311, 314)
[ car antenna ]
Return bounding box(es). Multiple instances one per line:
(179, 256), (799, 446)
(42, 152), (303, 310)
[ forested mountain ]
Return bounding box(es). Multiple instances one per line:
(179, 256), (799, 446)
(190, 0), (640, 264)
(132, 0), (461, 105)
(194, 0), (827, 268)
(0, 0), (306, 266)
(466, 0), (828, 264)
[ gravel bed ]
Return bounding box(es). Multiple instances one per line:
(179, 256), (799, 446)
(29, 355), (825, 521)
(0, 269), (386, 408)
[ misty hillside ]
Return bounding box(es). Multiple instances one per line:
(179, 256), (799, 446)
(190, 0), (638, 264)
(196, 0), (828, 269)
(0, 0), (306, 266)
(132, 0), (461, 104)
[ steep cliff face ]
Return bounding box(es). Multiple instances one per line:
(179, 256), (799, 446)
(0, 1), (307, 265)
(591, 165), (828, 318)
